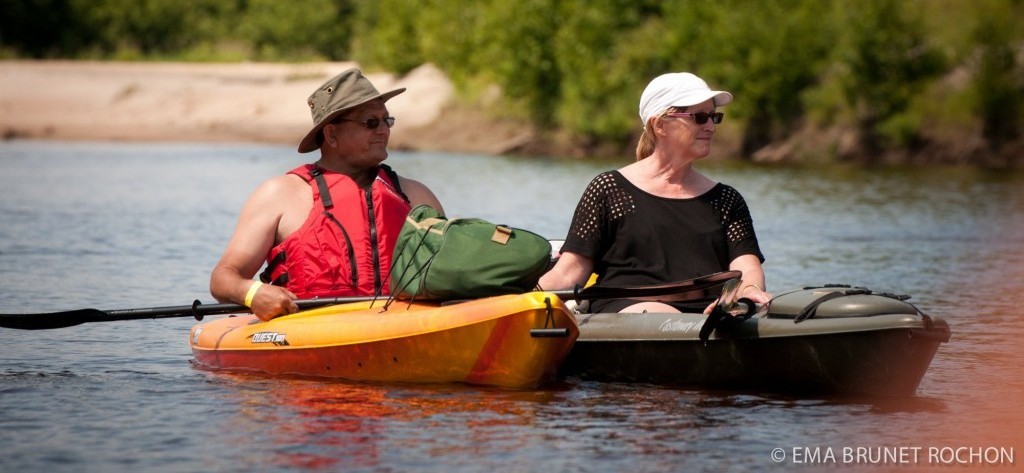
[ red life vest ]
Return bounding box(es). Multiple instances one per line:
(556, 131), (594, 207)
(260, 163), (411, 298)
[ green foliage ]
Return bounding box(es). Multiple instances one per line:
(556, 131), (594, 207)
(834, 0), (947, 152)
(972, 2), (1023, 150)
(698, 0), (837, 155)
(237, 0), (350, 61)
(73, 0), (215, 56)
(484, 0), (562, 126)
(551, 1), (666, 139)
(413, 1), (484, 81)
(0, 0), (1020, 160)
(351, 0), (424, 74)
(0, 0), (354, 61)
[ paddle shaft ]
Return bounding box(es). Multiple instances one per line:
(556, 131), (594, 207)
(0, 297), (369, 330)
(0, 271), (739, 330)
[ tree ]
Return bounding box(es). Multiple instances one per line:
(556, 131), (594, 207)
(836, 0), (946, 155)
(973, 5), (1022, 151)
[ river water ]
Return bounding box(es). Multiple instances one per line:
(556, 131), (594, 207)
(1, 141), (1021, 472)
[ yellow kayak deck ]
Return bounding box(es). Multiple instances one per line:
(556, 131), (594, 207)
(189, 292), (578, 389)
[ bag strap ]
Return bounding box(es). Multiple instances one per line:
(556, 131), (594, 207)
(410, 216), (446, 232)
(385, 222), (443, 309)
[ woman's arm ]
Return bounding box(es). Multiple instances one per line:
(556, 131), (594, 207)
(729, 253), (771, 304)
(538, 251), (595, 291)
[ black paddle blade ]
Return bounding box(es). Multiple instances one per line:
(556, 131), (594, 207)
(698, 278), (744, 345)
(698, 310), (727, 346)
(0, 309), (107, 330)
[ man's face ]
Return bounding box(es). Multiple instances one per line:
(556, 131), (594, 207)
(323, 99), (393, 167)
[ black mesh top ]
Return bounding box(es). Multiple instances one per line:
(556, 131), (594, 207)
(561, 171), (764, 312)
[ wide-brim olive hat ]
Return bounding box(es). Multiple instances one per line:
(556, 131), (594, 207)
(298, 68), (406, 153)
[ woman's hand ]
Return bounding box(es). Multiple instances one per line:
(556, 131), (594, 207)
(703, 283), (772, 315)
(741, 284), (772, 305)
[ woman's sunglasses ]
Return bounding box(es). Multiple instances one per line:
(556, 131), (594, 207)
(334, 116), (396, 129)
(665, 112), (724, 125)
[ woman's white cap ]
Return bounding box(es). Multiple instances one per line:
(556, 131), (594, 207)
(638, 72), (733, 125)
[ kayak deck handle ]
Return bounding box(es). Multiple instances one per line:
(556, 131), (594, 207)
(530, 328), (570, 338)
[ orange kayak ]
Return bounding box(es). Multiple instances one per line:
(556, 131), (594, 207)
(189, 292), (578, 389)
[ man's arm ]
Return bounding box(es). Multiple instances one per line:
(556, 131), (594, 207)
(209, 176), (299, 321)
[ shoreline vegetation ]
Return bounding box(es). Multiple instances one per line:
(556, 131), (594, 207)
(1, 1), (1021, 167)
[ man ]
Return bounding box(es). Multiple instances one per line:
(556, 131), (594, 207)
(210, 69), (444, 321)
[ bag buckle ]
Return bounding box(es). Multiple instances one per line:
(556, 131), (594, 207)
(491, 225), (513, 245)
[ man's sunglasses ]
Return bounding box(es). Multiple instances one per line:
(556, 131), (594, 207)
(334, 116), (396, 129)
(665, 112), (724, 125)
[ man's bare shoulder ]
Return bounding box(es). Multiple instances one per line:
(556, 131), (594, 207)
(396, 175), (444, 214)
(397, 174), (427, 191)
(252, 172), (309, 198)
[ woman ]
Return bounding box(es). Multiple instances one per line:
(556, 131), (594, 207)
(539, 72), (770, 313)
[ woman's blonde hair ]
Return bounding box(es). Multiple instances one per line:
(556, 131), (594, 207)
(635, 107), (686, 161)
(635, 118), (658, 161)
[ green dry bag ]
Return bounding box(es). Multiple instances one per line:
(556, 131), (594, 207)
(389, 205), (552, 300)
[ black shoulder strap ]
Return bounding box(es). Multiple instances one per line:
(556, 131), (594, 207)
(379, 163), (410, 203)
(309, 166), (334, 209)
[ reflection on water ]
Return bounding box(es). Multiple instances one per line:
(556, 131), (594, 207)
(207, 372), (560, 470)
(1, 141), (1022, 471)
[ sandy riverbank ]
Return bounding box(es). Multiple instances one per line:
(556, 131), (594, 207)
(6, 60), (1019, 166)
(0, 60), (534, 155)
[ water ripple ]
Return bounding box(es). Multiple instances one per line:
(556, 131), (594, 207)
(1, 141), (1022, 471)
